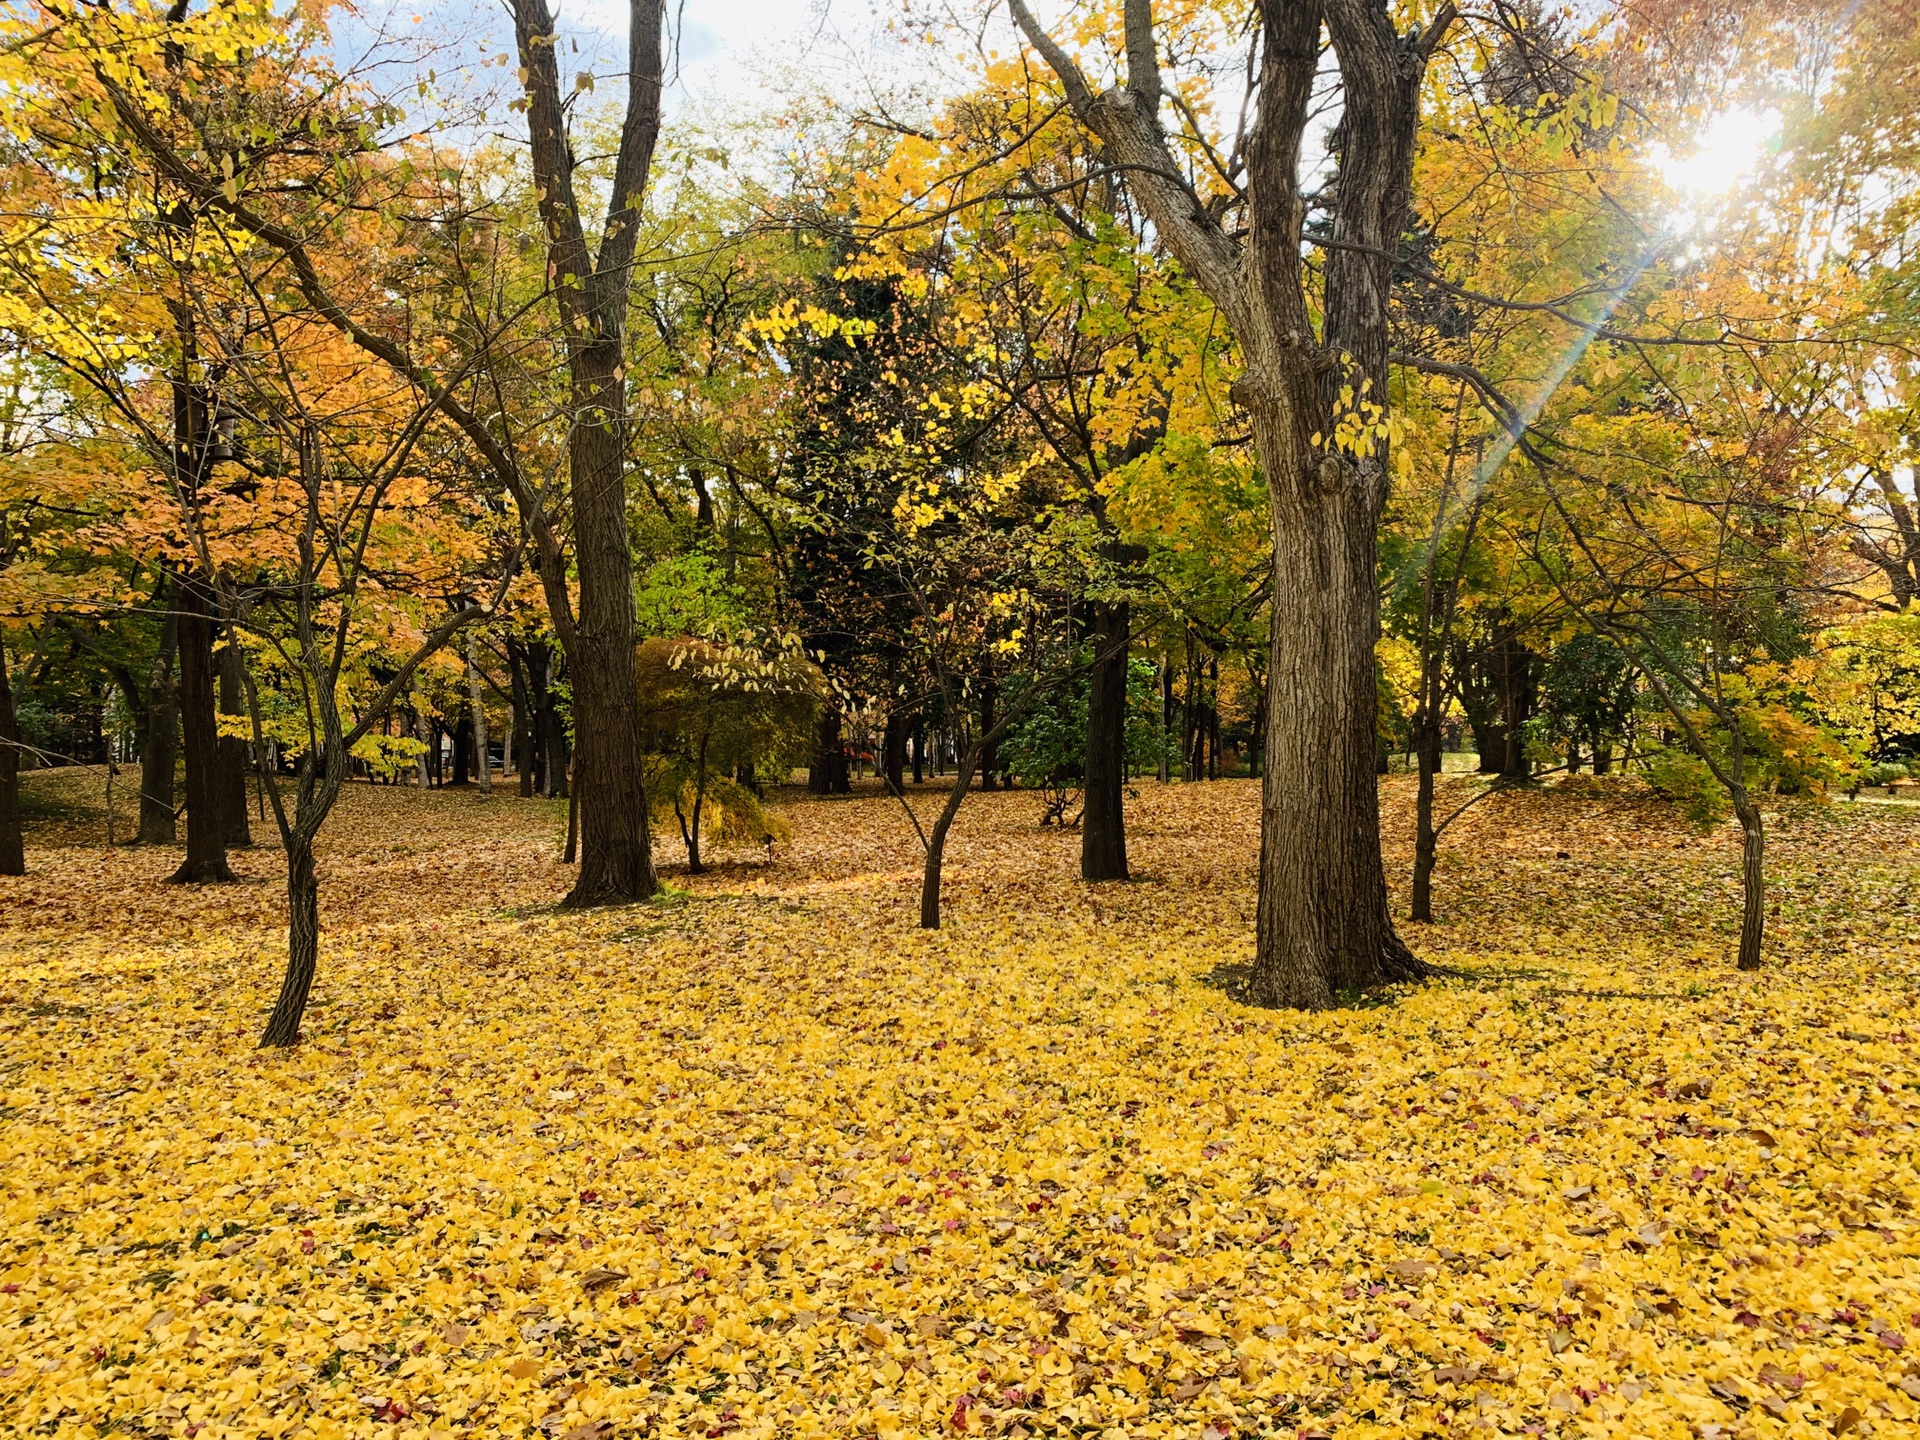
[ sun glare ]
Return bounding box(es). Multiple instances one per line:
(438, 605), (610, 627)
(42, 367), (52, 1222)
(1655, 105), (1781, 200)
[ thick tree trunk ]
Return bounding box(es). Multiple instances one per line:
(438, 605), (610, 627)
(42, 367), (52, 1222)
(0, 637), (23, 876)
(511, 0), (664, 908)
(139, 606), (180, 846)
(169, 577), (233, 883)
(1593, 740), (1613, 775)
(215, 640), (252, 846)
(883, 710), (909, 794)
(1246, 400), (1421, 1004)
(452, 708), (472, 787)
(259, 836), (319, 1047)
(1734, 793), (1765, 972)
(810, 709), (848, 794)
(1081, 600), (1130, 881)
(1498, 629), (1536, 781)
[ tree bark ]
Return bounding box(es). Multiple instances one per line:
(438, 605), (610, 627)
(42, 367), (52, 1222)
(139, 603), (180, 846)
(1410, 720), (1441, 923)
(509, 639), (535, 798)
(169, 576), (233, 883)
(259, 835), (319, 1048)
(921, 741), (987, 928)
(468, 636), (492, 796)
(978, 681), (1000, 791)
(810, 708), (848, 794)
(1081, 599), (1130, 881)
(1010, 0), (1450, 1005)
(511, 0), (666, 908)
(452, 707), (472, 787)
(0, 636), (23, 876)
(215, 639), (252, 846)
(883, 710), (909, 795)
(1734, 792), (1765, 972)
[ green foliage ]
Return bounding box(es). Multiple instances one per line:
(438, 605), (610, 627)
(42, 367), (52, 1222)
(1643, 746), (1729, 828)
(1003, 655), (1171, 824)
(636, 550), (751, 642)
(1540, 635), (1637, 755)
(637, 637), (823, 864)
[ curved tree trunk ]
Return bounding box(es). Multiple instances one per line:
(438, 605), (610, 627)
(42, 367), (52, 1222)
(259, 835), (319, 1048)
(0, 635), (23, 876)
(1734, 793), (1765, 972)
(920, 747), (981, 929)
(1081, 600), (1131, 881)
(169, 576), (233, 883)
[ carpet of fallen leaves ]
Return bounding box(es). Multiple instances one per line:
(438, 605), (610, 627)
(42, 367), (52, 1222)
(3, 770), (1920, 1440)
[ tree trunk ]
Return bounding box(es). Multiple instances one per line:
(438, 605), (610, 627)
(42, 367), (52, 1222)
(883, 710), (909, 794)
(563, 779), (579, 865)
(509, 638), (535, 797)
(139, 605), (180, 846)
(810, 709), (846, 795)
(0, 636), (23, 876)
(1593, 740), (1613, 775)
(451, 708), (471, 787)
(413, 703), (431, 789)
(1734, 793), (1765, 972)
(1410, 720), (1440, 923)
(1498, 628), (1536, 781)
(921, 742), (985, 929)
(215, 639), (252, 846)
(911, 721), (925, 784)
(1246, 393), (1421, 1004)
(1158, 655), (1172, 784)
(468, 636), (492, 796)
(169, 576), (233, 883)
(259, 835), (319, 1047)
(511, 0), (665, 909)
(1081, 599), (1130, 881)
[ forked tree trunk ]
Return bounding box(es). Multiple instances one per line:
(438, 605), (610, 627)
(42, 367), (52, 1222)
(169, 577), (233, 883)
(512, 0), (664, 909)
(139, 606), (180, 846)
(0, 636), (23, 876)
(259, 836), (319, 1048)
(1734, 792), (1765, 972)
(215, 640), (252, 847)
(1081, 600), (1131, 881)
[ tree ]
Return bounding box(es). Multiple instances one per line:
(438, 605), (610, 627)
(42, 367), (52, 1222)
(506, 0), (666, 906)
(1009, 0), (1453, 1003)
(636, 637), (820, 873)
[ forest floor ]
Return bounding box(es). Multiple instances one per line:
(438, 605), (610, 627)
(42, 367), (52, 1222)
(3, 771), (1919, 1440)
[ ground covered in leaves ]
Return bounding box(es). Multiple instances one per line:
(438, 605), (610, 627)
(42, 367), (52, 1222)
(3, 772), (1920, 1440)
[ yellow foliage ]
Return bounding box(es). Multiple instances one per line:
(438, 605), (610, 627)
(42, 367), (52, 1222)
(3, 780), (1919, 1437)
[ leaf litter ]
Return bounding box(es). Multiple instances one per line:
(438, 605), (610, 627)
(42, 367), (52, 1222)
(1, 774), (1918, 1438)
